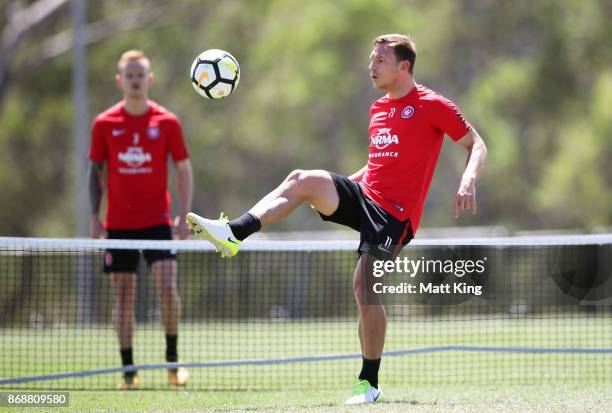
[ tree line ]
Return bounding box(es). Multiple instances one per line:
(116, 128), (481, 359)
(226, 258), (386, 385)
(0, 0), (610, 236)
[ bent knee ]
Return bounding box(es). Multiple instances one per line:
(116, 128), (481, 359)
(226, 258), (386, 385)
(285, 169), (306, 184)
(284, 169), (314, 194)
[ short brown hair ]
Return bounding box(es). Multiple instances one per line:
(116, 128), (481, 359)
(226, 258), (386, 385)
(373, 34), (416, 74)
(117, 50), (151, 73)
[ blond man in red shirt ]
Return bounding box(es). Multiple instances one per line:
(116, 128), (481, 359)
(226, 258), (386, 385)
(89, 50), (193, 389)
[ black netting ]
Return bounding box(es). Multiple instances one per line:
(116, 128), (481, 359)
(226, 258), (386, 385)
(1, 237), (611, 390)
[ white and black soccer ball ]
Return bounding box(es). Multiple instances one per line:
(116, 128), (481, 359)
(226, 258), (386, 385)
(190, 49), (240, 99)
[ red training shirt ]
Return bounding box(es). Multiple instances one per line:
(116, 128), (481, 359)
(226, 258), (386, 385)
(89, 100), (189, 230)
(360, 84), (472, 234)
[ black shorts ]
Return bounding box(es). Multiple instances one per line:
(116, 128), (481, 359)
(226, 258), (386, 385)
(319, 172), (413, 260)
(103, 224), (175, 273)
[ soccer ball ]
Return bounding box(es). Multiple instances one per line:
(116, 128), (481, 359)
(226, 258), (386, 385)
(190, 49), (240, 99)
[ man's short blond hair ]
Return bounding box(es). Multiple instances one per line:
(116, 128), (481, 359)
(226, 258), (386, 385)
(373, 34), (417, 74)
(117, 50), (151, 73)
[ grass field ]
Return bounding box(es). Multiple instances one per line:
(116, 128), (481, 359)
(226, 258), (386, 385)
(2, 385), (612, 412)
(2, 316), (612, 411)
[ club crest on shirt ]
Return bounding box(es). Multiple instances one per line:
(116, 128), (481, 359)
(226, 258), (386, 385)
(400, 105), (415, 119)
(147, 126), (160, 139)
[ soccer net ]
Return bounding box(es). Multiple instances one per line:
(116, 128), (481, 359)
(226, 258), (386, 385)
(1, 235), (611, 390)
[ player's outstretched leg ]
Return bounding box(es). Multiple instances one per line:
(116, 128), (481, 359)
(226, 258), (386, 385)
(188, 169), (339, 257)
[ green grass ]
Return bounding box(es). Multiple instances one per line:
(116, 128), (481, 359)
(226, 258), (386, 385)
(2, 316), (612, 411)
(2, 385), (612, 412)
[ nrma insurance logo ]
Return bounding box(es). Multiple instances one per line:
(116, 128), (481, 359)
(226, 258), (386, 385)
(370, 128), (399, 150)
(119, 147), (152, 167)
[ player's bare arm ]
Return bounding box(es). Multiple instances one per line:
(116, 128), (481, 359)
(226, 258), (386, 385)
(88, 161), (106, 238)
(453, 128), (487, 218)
(174, 159), (193, 240)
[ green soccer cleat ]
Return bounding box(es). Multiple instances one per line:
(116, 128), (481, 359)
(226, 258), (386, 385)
(345, 379), (381, 405)
(186, 212), (241, 258)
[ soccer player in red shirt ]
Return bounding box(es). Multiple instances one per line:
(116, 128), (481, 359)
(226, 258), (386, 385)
(89, 50), (193, 389)
(187, 34), (487, 403)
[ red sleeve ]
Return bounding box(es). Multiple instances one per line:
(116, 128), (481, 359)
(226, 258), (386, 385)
(89, 117), (107, 162)
(166, 117), (190, 162)
(430, 96), (472, 141)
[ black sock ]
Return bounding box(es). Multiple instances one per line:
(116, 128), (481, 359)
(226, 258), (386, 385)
(358, 357), (381, 388)
(166, 334), (178, 367)
(228, 213), (261, 241)
(120, 347), (136, 378)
